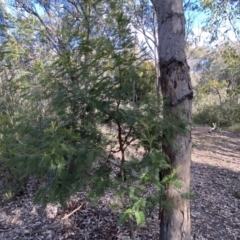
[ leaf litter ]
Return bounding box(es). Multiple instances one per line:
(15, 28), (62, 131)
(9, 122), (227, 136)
(0, 127), (239, 239)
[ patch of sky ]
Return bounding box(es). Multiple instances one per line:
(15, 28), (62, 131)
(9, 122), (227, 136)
(185, 0), (240, 46)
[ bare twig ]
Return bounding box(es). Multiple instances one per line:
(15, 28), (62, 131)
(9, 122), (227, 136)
(62, 202), (85, 220)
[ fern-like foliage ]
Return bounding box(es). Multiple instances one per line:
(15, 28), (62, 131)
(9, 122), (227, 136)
(0, 0), (187, 230)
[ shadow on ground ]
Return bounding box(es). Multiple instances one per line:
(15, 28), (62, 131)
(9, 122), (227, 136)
(0, 127), (239, 239)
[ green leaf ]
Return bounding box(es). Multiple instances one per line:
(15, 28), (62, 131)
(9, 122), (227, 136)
(181, 192), (195, 199)
(134, 211), (145, 226)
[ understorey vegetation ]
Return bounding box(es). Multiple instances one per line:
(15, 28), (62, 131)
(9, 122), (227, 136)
(191, 44), (240, 133)
(0, 0), (239, 239)
(0, 1), (186, 237)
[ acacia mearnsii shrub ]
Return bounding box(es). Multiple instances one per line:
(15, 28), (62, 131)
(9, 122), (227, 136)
(0, 0), (183, 228)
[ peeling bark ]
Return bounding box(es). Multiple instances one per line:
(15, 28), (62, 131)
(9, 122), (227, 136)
(154, 0), (193, 239)
(160, 59), (193, 106)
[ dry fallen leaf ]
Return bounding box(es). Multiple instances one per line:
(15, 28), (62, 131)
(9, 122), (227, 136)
(0, 127), (239, 240)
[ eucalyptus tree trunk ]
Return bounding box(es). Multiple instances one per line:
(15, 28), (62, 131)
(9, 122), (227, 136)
(152, 0), (193, 239)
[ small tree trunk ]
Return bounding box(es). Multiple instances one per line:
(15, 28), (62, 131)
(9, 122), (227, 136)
(216, 89), (222, 105)
(159, 101), (192, 240)
(153, 0), (193, 239)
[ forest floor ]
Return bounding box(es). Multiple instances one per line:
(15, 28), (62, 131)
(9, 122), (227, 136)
(0, 127), (240, 240)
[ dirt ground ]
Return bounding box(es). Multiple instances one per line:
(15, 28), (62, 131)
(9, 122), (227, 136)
(191, 127), (240, 240)
(0, 127), (239, 239)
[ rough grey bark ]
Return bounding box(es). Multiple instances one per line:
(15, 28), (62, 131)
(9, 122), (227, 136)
(152, 0), (193, 239)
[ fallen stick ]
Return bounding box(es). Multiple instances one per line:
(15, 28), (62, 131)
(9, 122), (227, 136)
(62, 202), (85, 220)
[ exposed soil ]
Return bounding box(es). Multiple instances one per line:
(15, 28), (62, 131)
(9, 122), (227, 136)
(0, 127), (239, 240)
(191, 127), (240, 240)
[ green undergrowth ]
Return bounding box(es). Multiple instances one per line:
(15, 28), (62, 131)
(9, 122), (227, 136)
(227, 123), (240, 134)
(193, 101), (240, 134)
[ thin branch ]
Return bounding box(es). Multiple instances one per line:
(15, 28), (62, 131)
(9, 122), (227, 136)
(62, 202), (85, 220)
(228, 14), (240, 43)
(122, 127), (133, 145)
(123, 138), (137, 151)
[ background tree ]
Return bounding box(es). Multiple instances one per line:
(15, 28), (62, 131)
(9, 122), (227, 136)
(192, 43), (240, 128)
(201, 0), (240, 43)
